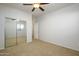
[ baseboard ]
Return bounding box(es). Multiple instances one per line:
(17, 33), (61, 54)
(39, 39), (79, 52)
(34, 38), (38, 40)
(0, 48), (4, 50)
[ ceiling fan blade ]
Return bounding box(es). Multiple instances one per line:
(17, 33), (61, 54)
(32, 8), (35, 12)
(39, 7), (44, 11)
(40, 3), (49, 5)
(23, 3), (32, 5)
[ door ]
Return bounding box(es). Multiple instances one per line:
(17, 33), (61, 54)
(17, 21), (26, 44)
(5, 18), (17, 48)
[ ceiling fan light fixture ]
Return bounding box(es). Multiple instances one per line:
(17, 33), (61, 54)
(33, 3), (40, 8)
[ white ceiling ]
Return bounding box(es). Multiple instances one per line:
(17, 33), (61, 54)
(0, 3), (74, 17)
(32, 3), (74, 17)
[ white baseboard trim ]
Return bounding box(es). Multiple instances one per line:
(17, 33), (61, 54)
(39, 39), (79, 52)
(0, 48), (4, 50)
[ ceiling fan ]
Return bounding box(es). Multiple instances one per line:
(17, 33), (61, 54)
(23, 3), (49, 12)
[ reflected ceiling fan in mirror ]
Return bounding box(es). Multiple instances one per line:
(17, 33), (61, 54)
(23, 3), (49, 12)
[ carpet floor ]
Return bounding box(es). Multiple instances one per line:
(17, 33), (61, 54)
(0, 39), (79, 56)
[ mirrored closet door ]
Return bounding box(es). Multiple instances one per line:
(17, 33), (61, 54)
(17, 21), (26, 44)
(5, 18), (17, 48)
(5, 18), (27, 48)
